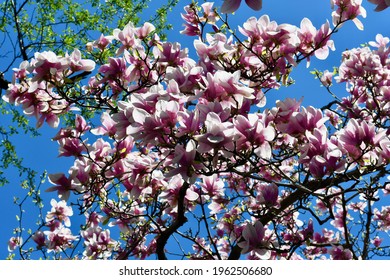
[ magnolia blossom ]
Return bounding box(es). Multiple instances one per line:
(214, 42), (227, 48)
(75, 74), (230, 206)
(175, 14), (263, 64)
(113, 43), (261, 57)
(256, 183), (278, 206)
(201, 70), (255, 109)
(45, 199), (73, 227)
(298, 18), (335, 62)
(374, 206), (390, 231)
(66, 49), (96, 73)
(159, 175), (199, 214)
(44, 225), (78, 252)
(91, 112), (117, 137)
(88, 34), (115, 51)
(8, 237), (22, 252)
(371, 236), (383, 247)
(113, 22), (140, 55)
(320, 70), (334, 86)
(181, 4), (201, 36)
(329, 246), (353, 260)
(167, 140), (203, 181)
(330, 0), (367, 30)
(46, 173), (79, 201)
(234, 114), (275, 159)
(193, 112), (236, 154)
(32, 231), (46, 249)
(338, 119), (387, 161)
(238, 221), (270, 259)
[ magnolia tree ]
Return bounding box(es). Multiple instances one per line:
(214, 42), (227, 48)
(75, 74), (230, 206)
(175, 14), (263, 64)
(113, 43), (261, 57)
(5, 0), (390, 260)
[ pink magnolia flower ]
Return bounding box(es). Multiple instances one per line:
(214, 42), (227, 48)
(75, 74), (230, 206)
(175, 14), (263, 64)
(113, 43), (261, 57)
(28, 51), (66, 82)
(330, 208), (347, 231)
(298, 18), (335, 62)
(200, 2), (219, 23)
(153, 42), (190, 67)
(270, 98), (302, 134)
(256, 183), (278, 206)
(371, 236), (383, 247)
(320, 70), (334, 86)
(113, 22), (141, 55)
(312, 228), (338, 244)
(300, 128), (346, 178)
(234, 114), (275, 159)
(46, 173), (80, 201)
(238, 221), (270, 259)
(56, 136), (88, 157)
(331, 0), (367, 30)
(166, 65), (203, 94)
(88, 34), (115, 51)
(91, 112), (117, 137)
(369, 34), (390, 50)
(89, 138), (112, 163)
(276, 106), (328, 137)
(329, 245), (353, 260)
(201, 70), (255, 109)
(200, 174), (225, 199)
(129, 100), (180, 145)
(167, 140), (203, 181)
(82, 227), (117, 259)
(75, 114), (90, 136)
(177, 109), (201, 137)
(8, 237), (22, 252)
(338, 119), (386, 160)
(135, 22), (155, 39)
(45, 199), (73, 227)
(66, 48), (96, 73)
(68, 158), (92, 186)
(12, 60), (30, 81)
(221, 0), (262, 14)
(200, 175), (229, 215)
(194, 33), (234, 73)
(181, 4), (201, 36)
(44, 225), (78, 252)
(32, 231), (46, 248)
(160, 175), (199, 214)
(99, 57), (128, 82)
(367, 0), (390, 11)
(193, 112), (235, 154)
(374, 206), (390, 231)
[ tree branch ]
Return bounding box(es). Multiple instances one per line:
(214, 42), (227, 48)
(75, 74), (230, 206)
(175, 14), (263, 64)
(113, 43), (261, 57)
(156, 181), (190, 260)
(228, 167), (376, 259)
(0, 72), (9, 91)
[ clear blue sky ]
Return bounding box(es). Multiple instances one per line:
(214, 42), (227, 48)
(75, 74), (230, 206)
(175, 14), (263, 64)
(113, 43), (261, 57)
(0, 0), (388, 259)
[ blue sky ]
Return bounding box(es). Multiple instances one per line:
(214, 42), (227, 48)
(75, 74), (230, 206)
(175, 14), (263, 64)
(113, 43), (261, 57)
(0, 0), (389, 259)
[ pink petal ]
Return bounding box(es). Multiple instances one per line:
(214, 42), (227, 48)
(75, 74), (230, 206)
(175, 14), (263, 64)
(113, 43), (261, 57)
(221, 0), (241, 14)
(185, 189), (199, 201)
(245, 0), (262, 10)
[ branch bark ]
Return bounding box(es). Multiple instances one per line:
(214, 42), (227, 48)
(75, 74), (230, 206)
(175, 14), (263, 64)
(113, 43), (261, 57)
(0, 73), (9, 91)
(156, 181), (190, 260)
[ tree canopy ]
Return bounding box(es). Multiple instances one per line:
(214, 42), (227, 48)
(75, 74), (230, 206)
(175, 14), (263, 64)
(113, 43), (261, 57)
(3, 0), (390, 260)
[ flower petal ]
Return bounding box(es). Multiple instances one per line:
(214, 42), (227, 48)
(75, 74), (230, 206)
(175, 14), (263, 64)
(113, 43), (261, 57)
(221, 0), (241, 14)
(245, 0), (262, 10)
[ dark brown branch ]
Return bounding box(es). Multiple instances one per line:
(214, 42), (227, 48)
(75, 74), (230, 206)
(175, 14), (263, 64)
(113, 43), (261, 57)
(11, 0), (28, 61)
(0, 72), (9, 91)
(156, 181), (190, 260)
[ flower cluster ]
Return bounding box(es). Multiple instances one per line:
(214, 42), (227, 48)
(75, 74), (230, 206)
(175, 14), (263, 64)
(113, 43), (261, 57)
(30, 199), (78, 253)
(3, 50), (95, 128)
